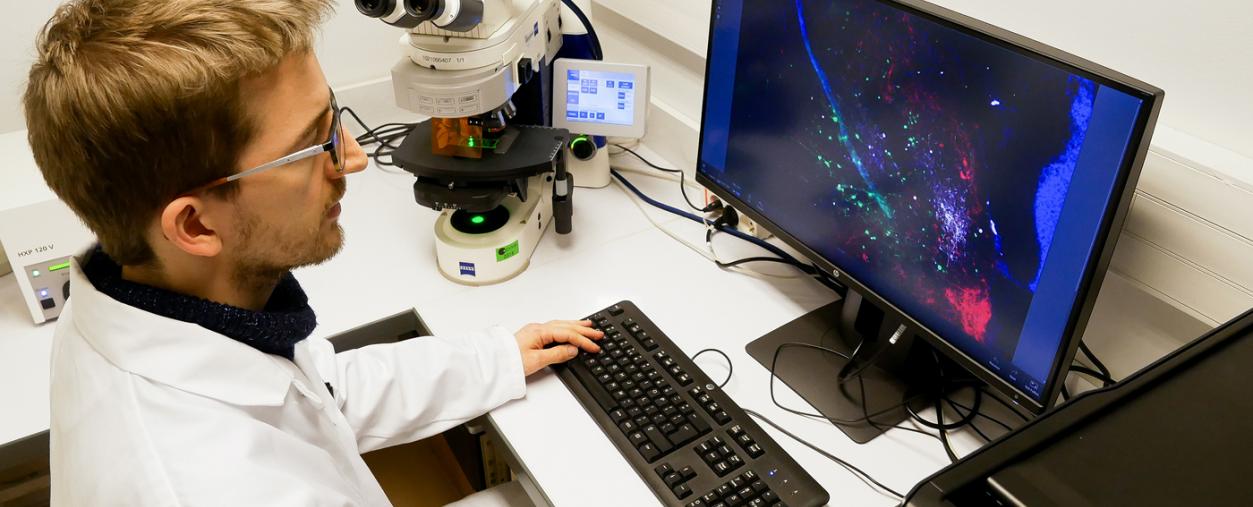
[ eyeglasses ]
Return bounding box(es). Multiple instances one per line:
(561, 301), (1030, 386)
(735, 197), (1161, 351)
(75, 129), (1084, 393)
(182, 89), (344, 196)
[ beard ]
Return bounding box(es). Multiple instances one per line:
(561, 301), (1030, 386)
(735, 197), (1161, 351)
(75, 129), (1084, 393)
(230, 181), (346, 291)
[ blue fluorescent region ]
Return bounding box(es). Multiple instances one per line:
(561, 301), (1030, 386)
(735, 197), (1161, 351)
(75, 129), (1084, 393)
(1030, 79), (1095, 291)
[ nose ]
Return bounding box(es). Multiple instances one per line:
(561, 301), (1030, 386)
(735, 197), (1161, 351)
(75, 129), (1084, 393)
(331, 128), (368, 178)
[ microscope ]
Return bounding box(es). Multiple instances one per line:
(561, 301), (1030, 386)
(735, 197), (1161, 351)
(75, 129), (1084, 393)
(356, 0), (584, 285)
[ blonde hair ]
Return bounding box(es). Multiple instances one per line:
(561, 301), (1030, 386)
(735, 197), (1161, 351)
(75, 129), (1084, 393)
(24, 0), (333, 265)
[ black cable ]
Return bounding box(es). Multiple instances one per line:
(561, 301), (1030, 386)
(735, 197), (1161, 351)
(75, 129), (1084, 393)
(1061, 384), (1072, 401)
(713, 256), (815, 273)
(691, 348), (733, 389)
(1079, 341), (1113, 381)
(338, 106), (418, 169)
(613, 145), (717, 213)
(944, 397), (992, 443)
(1069, 365), (1115, 387)
(767, 341), (978, 434)
(945, 396), (1014, 433)
(560, 0), (603, 60)
(906, 388), (981, 431)
(744, 409), (905, 500)
(612, 170), (847, 295)
(934, 398), (959, 463)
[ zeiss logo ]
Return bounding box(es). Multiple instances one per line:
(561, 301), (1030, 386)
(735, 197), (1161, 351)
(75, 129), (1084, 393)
(459, 262), (476, 277)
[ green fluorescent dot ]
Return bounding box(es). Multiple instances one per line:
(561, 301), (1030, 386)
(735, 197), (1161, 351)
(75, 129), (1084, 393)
(468, 137), (476, 148)
(470, 215), (486, 225)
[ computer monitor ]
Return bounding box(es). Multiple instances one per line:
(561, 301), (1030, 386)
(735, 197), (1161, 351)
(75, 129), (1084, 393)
(696, 0), (1163, 439)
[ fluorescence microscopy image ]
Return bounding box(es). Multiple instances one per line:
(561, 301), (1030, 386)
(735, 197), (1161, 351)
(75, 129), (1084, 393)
(710, 0), (1096, 363)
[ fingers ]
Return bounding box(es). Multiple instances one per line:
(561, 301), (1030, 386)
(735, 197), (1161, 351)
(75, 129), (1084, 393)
(545, 327), (602, 353)
(539, 344), (580, 367)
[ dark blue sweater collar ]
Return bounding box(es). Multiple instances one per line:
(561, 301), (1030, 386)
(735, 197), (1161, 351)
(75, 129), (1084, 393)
(81, 245), (317, 360)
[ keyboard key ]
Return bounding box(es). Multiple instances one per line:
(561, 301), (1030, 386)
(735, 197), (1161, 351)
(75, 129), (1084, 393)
(664, 471), (684, 488)
(746, 444), (764, 458)
(644, 425), (674, 453)
(655, 463), (673, 479)
(760, 491), (778, 504)
(629, 431), (648, 447)
(671, 424), (699, 445)
(609, 409), (627, 423)
(608, 304), (624, 315)
(714, 411), (732, 424)
(638, 443), (662, 462)
(714, 461), (731, 476)
(702, 491), (720, 504)
(672, 483), (692, 499)
(679, 465), (696, 479)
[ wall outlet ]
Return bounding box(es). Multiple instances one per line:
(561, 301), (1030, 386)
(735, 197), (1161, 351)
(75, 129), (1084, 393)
(734, 213), (773, 240)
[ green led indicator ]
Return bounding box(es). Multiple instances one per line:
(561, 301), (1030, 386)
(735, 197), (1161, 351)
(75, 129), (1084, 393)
(470, 215), (486, 225)
(48, 262), (71, 272)
(468, 137), (477, 148)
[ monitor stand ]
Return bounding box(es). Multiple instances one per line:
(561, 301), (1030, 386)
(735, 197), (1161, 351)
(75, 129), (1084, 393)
(745, 292), (948, 443)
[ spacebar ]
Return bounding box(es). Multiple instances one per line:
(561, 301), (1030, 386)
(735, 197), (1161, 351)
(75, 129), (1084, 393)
(568, 365), (619, 413)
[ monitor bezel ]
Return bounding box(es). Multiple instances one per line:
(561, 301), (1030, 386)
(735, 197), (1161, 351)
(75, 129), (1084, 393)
(694, 0), (1164, 414)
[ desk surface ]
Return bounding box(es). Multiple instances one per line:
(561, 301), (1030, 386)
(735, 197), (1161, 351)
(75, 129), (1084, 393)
(0, 134), (978, 505)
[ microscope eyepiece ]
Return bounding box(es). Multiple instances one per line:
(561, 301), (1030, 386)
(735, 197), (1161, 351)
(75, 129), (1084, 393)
(403, 0), (441, 22)
(354, 0), (393, 18)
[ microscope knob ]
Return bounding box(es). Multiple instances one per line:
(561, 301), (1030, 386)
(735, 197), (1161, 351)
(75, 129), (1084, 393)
(569, 135), (598, 161)
(517, 57), (535, 85)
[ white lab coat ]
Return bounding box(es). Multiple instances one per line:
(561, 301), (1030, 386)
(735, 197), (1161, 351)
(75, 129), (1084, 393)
(49, 257), (527, 506)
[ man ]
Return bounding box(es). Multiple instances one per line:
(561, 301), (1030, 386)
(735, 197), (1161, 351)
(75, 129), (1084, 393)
(23, 0), (602, 504)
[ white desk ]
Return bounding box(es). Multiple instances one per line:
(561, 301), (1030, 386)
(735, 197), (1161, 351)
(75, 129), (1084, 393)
(0, 133), (979, 505)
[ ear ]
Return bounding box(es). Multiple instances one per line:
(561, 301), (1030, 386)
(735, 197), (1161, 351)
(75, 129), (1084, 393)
(157, 196), (223, 258)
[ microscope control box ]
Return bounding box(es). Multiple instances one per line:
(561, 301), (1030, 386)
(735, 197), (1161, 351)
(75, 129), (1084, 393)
(0, 199), (94, 324)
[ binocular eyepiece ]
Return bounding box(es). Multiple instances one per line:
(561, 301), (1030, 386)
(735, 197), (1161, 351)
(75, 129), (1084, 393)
(355, 0), (484, 32)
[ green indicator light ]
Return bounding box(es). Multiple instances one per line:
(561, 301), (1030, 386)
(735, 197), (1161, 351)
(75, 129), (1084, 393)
(32, 270), (41, 278)
(48, 262), (71, 272)
(468, 137), (476, 148)
(470, 215), (486, 225)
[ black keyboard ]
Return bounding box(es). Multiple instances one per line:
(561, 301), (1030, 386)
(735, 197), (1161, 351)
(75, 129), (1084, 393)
(553, 301), (830, 507)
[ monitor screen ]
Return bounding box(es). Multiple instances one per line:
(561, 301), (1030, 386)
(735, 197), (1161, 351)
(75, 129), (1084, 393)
(564, 68), (639, 127)
(698, 0), (1152, 403)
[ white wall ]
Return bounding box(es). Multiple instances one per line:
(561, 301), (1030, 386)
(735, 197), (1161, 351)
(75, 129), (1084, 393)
(0, 0), (404, 135)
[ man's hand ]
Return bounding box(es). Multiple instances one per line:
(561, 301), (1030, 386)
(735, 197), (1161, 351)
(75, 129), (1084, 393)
(515, 320), (604, 376)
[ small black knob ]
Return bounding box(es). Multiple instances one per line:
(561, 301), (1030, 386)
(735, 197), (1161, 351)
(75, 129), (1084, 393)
(517, 58), (535, 85)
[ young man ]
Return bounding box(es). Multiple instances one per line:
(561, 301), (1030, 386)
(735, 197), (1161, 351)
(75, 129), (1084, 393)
(23, 0), (602, 504)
